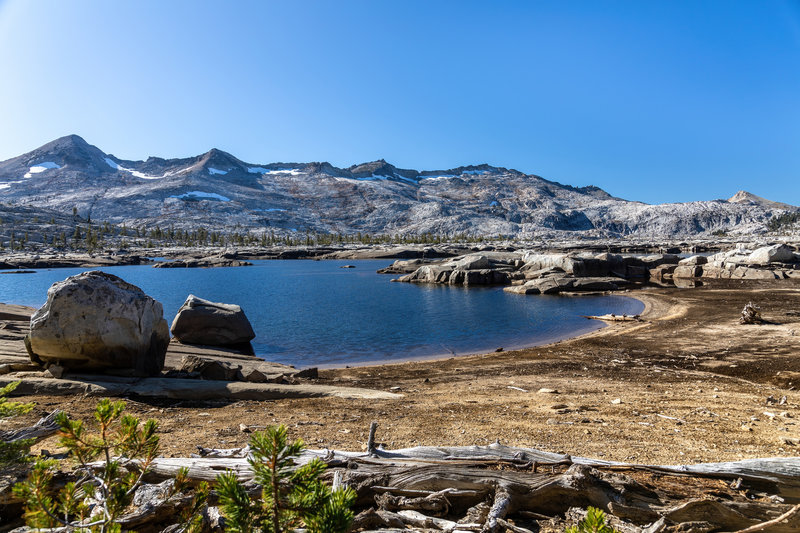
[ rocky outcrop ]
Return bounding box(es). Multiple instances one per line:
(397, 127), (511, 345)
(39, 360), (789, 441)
(25, 271), (169, 376)
(504, 276), (624, 295)
(320, 246), (457, 260)
(0, 253), (149, 269)
(394, 245), (799, 292)
(673, 265), (703, 278)
(397, 251), (679, 292)
(678, 255), (708, 266)
(649, 264), (677, 283)
(664, 244), (799, 282)
(699, 265), (783, 280)
(377, 258), (438, 274)
(395, 254), (518, 286)
(170, 295), (256, 351)
(153, 257), (252, 268)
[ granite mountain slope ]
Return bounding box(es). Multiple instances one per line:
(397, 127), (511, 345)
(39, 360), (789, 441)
(0, 135), (794, 238)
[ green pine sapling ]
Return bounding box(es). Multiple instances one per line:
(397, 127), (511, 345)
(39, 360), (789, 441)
(14, 399), (207, 532)
(216, 424), (356, 533)
(0, 381), (34, 468)
(565, 506), (622, 533)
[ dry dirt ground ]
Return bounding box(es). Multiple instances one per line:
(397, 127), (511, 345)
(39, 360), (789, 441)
(7, 279), (800, 467)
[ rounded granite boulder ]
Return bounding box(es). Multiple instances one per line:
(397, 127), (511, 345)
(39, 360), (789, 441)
(170, 294), (255, 349)
(25, 270), (169, 376)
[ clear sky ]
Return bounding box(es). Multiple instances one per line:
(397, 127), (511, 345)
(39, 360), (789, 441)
(0, 0), (798, 204)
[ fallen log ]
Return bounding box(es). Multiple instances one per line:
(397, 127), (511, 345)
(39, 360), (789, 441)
(0, 410), (61, 443)
(583, 314), (641, 322)
(733, 503), (800, 533)
(125, 442), (800, 532)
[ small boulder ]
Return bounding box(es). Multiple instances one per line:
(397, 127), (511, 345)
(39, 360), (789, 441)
(26, 271), (169, 376)
(179, 355), (243, 381)
(170, 295), (256, 349)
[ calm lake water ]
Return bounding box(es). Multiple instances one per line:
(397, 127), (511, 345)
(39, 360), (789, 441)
(0, 260), (643, 367)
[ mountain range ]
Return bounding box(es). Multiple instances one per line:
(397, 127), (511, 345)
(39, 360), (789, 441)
(0, 135), (796, 238)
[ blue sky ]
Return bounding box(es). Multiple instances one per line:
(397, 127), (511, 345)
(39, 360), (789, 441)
(0, 0), (798, 204)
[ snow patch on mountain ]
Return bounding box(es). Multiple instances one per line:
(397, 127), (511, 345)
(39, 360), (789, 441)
(104, 157), (162, 179)
(263, 169), (303, 176)
(208, 167), (228, 175)
(170, 191), (231, 202)
(131, 171), (162, 180)
(24, 162), (60, 178)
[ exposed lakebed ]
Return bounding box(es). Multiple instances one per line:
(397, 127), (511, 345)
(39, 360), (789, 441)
(1, 259), (643, 367)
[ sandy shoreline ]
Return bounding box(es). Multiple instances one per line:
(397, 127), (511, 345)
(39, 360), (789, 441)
(4, 279), (800, 467)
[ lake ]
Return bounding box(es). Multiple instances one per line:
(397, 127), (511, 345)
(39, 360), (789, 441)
(0, 260), (644, 367)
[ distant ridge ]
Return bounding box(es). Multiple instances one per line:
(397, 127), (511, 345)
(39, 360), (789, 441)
(0, 135), (796, 238)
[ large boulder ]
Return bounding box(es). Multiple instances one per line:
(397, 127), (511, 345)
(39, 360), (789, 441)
(170, 295), (256, 350)
(747, 244), (796, 265)
(26, 271), (169, 376)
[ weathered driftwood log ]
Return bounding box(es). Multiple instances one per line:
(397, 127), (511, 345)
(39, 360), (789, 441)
(583, 314), (641, 322)
(0, 410), (61, 443)
(732, 503), (800, 533)
(375, 487), (454, 515)
(741, 301), (763, 324)
(127, 443), (800, 532)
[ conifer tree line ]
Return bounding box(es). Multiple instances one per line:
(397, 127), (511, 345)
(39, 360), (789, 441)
(0, 206), (508, 252)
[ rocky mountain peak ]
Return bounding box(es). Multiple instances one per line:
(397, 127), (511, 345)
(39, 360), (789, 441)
(201, 148), (239, 164)
(48, 133), (90, 148)
(727, 190), (792, 209)
(728, 190), (760, 204)
(348, 159), (397, 177)
(11, 134), (109, 172)
(191, 148), (246, 175)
